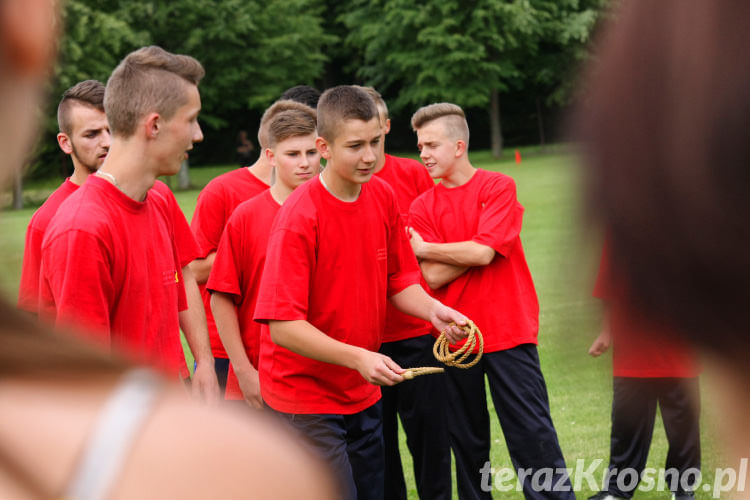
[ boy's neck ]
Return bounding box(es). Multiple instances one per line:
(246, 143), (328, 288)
(248, 156), (273, 185)
(440, 159), (476, 189)
(320, 168), (361, 202)
(69, 163), (93, 186)
(96, 140), (156, 202)
(269, 180), (294, 205)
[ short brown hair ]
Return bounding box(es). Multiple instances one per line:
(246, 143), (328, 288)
(316, 85), (378, 143)
(411, 103), (470, 146)
(104, 46), (204, 137)
(356, 86), (388, 125)
(57, 80), (105, 134)
(258, 99), (316, 149)
(265, 100), (317, 149)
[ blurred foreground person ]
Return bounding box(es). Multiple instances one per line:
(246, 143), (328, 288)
(0, 1), (338, 499)
(577, 0), (750, 495)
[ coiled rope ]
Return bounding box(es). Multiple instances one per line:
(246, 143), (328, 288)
(401, 320), (483, 381)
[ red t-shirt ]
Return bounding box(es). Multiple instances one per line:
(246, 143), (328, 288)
(593, 243), (699, 378)
(18, 178), (79, 313)
(409, 168), (539, 353)
(191, 168), (269, 358)
(152, 180), (199, 269)
(39, 176), (188, 377)
(375, 154), (435, 343)
(207, 190), (280, 400)
(254, 176), (421, 414)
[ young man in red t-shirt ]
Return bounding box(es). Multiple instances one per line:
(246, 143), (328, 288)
(39, 46), (216, 387)
(587, 243), (700, 500)
(189, 99), (310, 390)
(360, 86), (451, 500)
(208, 100), (320, 408)
(408, 103), (573, 499)
(253, 86), (469, 500)
(18, 80), (110, 314)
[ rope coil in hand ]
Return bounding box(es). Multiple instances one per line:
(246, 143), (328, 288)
(401, 320), (483, 381)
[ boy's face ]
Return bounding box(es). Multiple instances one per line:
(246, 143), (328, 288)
(57, 104), (110, 173)
(416, 118), (459, 179)
(270, 133), (320, 190)
(155, 84), (203, 176)
(319, 117), (381, 185)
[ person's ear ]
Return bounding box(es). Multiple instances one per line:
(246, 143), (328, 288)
(0, 0), (59, 77)
(144, 113), (160, 140)
(384, 118), (391, 135)
(455, 140), (467, 158)
(57, 132), (73, 155)
(265, 148), (275, 167)
(316, 136), (331, 160)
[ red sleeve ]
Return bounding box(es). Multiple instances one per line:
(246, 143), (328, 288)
(254, 223), (315, 323)
(471, 177), (523, 257)
(387, 205), (421, 297)
(191, 188), (226, 258)
(17, 226), (43, 313)
(206, 216), (243, 301)
(41, 230), (114, 346)
(408, 196), (441, 243)
(165, 190), (199, 267)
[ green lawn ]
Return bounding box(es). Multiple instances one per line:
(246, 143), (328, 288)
(0, 149), (726, 499)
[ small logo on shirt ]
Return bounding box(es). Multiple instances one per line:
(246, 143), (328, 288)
(376, 248), (387, 260)
(163, 270), (178, 286)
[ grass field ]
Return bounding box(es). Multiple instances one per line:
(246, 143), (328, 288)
(0, 149), (727, 499)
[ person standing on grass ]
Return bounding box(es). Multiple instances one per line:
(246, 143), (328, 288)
(189, 96), (311, 392)
(17, 80), (110, 314)
(19, 78), (218, 402)
(408, 102), (573, 499)
(587, 242), (701, 500)
(253, 85), (470, 500)
(209, 100), (320, 407)
(38, 46), (215, 388)
(360, 86), (452, 500)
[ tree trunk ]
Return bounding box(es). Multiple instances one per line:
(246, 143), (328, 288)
(12, 170), (24, 210)
(177, 158), (190, 190)
(536, 96), (546, 147)
(490, 89), (503, 159)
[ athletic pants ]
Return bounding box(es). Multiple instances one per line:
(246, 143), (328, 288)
(380, 334), (452, 500)
(270, 401), (385, 500)
(604, 377), (701, 498)
(444, 343), (574, 500)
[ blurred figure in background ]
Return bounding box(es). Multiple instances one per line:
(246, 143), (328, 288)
(577, 0), (750, 493)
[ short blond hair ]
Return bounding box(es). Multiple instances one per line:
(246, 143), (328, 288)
(411, 102), (470, 146)
(355, 86), (388, 125)
(104, 46), (204, 138)
(264, 100), (317, 149)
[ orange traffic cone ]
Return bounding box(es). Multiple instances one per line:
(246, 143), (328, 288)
(514, 149), (521, 164)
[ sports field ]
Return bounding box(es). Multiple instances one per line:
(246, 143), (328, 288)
(0, 149), (725, 499)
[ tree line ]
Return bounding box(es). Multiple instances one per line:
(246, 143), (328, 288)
(28, 0), (607, 182)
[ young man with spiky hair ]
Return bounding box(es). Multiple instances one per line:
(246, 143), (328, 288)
(189, 99), (308, 391)
(358, 86), (451, 500)
(408, 102), (574, 500)
(208, 99), (320, 407)
(254, 85), (469, 500)
(17, 80), (110, 313)
(39, 46), (215, 386)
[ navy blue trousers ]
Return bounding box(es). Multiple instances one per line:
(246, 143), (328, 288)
(604, 377), (701, 497)
(444, 343), (574, 500)
(271, 401), (385, 500)
(380, 334), (452, 500)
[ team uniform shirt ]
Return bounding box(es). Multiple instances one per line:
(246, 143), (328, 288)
(18, 178), (79, 313)
(39, 175), (189, 377)
(593, 242), (699, 378)
(191, 168), (269, 358)
(207, 190), (280, 400)
(409, 168), (539, 353)
(374, 154), (434, 343)
(254, 176), (421, 414)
